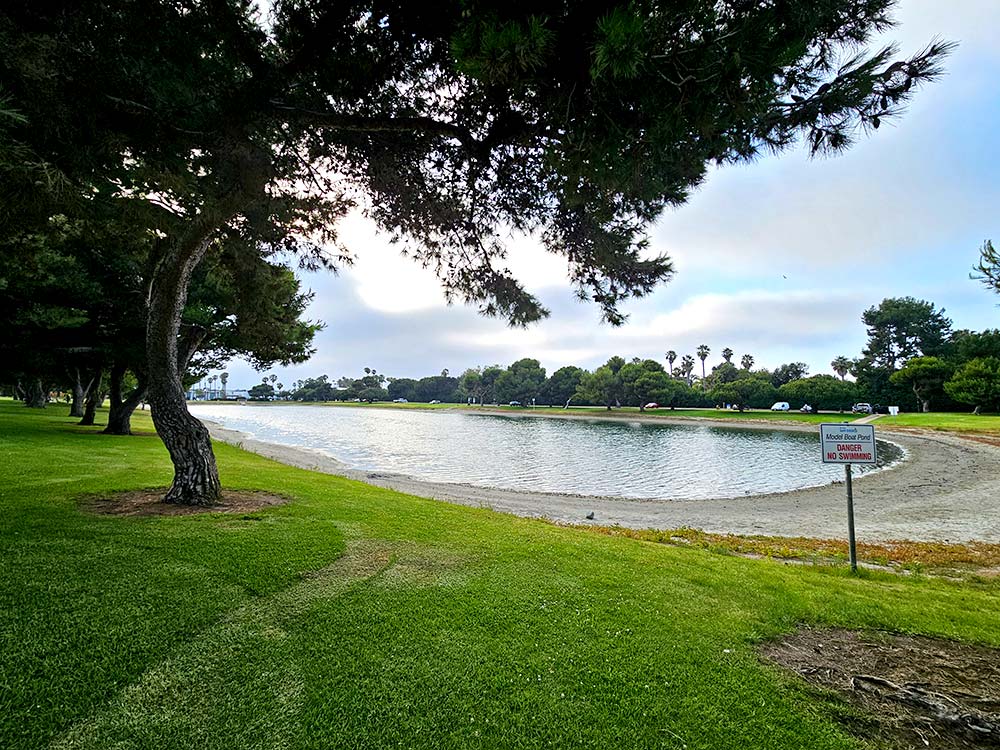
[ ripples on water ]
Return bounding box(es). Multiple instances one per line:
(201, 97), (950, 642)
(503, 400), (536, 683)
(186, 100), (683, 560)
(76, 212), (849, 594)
(189, 405), (900, 501)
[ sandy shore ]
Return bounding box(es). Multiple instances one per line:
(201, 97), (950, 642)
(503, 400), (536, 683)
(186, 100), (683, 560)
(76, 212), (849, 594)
(203, 417), (1000, 542)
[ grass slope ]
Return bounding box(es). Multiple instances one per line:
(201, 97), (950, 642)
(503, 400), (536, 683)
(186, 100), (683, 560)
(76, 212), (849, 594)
(1, 402), (998, 750)
(878, 411), (1000, 433)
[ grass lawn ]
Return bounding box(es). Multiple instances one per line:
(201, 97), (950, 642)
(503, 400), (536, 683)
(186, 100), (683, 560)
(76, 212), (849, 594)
(2, 402), (998, 749)
(876, 411), (1000, 434)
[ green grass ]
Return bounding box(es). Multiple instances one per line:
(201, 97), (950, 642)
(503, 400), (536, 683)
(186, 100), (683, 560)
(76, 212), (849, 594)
(877, 411), (1000, 433)
(2, 402), (999, 749)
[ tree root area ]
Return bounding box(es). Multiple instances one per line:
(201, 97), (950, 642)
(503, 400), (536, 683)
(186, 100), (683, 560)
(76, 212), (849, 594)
(761, 627), (1000, 749)
(84, 489), (289, 516)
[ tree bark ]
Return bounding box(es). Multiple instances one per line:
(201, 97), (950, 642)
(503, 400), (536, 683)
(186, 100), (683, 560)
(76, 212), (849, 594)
(69, 381), (85, 417)
(68, 367), (93, 418)
(146, 138), (268, 505)
(913, 384), (930, 412)
(25, 379), (47, 408)
(79, 365), (104, 425)
(103, 364), (147, 435)
(147, 232), (223, 505)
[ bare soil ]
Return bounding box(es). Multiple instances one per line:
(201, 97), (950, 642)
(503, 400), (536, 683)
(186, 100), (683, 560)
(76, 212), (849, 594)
(84, 488), (289, 516)
(761, 627), (1000, 749)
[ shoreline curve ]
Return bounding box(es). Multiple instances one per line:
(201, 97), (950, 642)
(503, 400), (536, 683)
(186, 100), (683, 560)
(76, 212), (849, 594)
(202, 418), (1000, 543)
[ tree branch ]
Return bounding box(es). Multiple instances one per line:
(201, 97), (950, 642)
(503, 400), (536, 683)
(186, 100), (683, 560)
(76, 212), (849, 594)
(269, 101), (481, 154)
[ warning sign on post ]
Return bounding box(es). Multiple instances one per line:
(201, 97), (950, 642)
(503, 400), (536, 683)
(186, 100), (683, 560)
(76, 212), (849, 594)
(819, 423), (877, 464)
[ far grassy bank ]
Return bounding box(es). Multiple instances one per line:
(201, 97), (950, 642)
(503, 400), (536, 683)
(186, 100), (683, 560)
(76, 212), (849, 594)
(876, 411), (1000, 434)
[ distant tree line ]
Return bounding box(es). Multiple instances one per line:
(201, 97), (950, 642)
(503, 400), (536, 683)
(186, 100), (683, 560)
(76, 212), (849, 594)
(237, 279), (1000, 414)
(137, 290), (1000, 417)
(17, 278), (999, 417)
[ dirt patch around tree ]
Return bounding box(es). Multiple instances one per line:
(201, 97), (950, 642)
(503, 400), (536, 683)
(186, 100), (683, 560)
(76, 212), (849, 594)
(761, 627), (1000, 749)
(83, 488), (290, 517)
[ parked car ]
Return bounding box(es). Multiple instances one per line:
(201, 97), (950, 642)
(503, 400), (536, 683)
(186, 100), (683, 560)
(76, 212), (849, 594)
(852, 403), (873, 414)
(770, 402), (790, 411)
(429, 400), (442, 404)
(392, 398), (408, 403)
(799, 404), (815, 413)
(643, 402), (659, 409)
(508, 400), (521, 407)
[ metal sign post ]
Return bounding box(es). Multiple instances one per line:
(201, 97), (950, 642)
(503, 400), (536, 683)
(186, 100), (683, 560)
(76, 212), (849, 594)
(844, 463), (856, 572)
(819, 423), (877, 574)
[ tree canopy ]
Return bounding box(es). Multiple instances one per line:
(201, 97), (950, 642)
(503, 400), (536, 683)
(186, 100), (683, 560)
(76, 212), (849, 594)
(890, 356), (952, 413)
(495, 358), (546, 404)
(945, 358), (1000, 414)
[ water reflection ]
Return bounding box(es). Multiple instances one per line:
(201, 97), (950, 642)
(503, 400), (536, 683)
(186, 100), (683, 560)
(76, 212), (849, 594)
(189, 405), (900, 501)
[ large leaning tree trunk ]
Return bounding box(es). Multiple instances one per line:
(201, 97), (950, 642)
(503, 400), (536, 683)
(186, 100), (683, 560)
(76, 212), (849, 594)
(147, 232), (224, 504)
(146, 140), (268, 505)
(103, 363), (146, 436)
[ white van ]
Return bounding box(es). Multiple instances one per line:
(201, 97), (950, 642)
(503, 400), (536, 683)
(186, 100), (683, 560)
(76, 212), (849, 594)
(770, 402), (790, 411)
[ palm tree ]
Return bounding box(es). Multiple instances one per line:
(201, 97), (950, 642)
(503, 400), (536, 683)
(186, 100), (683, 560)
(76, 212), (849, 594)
(696, 345), (710, 382)
(721, 347), (734, 363)
(741, 354), (754, 370)
(220, 372), (229, 399)
(681, 355), (696, 386)
(665, 350), (677, 375)
(269, 374), (278, 386)
(831, 356), (852, 380)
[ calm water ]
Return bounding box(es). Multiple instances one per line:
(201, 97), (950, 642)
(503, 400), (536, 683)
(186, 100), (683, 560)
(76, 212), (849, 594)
(189, 404), (900, 501)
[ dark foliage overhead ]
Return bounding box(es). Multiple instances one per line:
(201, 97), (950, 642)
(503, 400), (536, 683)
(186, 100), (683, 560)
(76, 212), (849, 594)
(1, 0), (951, 326)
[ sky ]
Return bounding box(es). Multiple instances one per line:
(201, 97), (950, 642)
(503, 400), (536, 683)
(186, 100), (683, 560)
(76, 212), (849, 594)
(216, 0), (1000, 391)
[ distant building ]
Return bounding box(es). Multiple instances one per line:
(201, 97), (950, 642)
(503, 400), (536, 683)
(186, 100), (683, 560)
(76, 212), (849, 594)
(185, 388), (250, 401)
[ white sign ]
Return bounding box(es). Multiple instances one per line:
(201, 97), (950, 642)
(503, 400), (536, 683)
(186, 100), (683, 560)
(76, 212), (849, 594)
(819, 423), (877, 465)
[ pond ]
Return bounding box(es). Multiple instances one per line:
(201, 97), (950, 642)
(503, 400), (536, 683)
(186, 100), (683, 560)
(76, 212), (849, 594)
(188, 404), (901, 501)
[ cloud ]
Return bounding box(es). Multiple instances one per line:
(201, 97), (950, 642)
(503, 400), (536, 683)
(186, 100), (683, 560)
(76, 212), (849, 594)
(614, 290), (869, 347)
(336, 212), (575, 316)
(338, 213), (448, 314)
